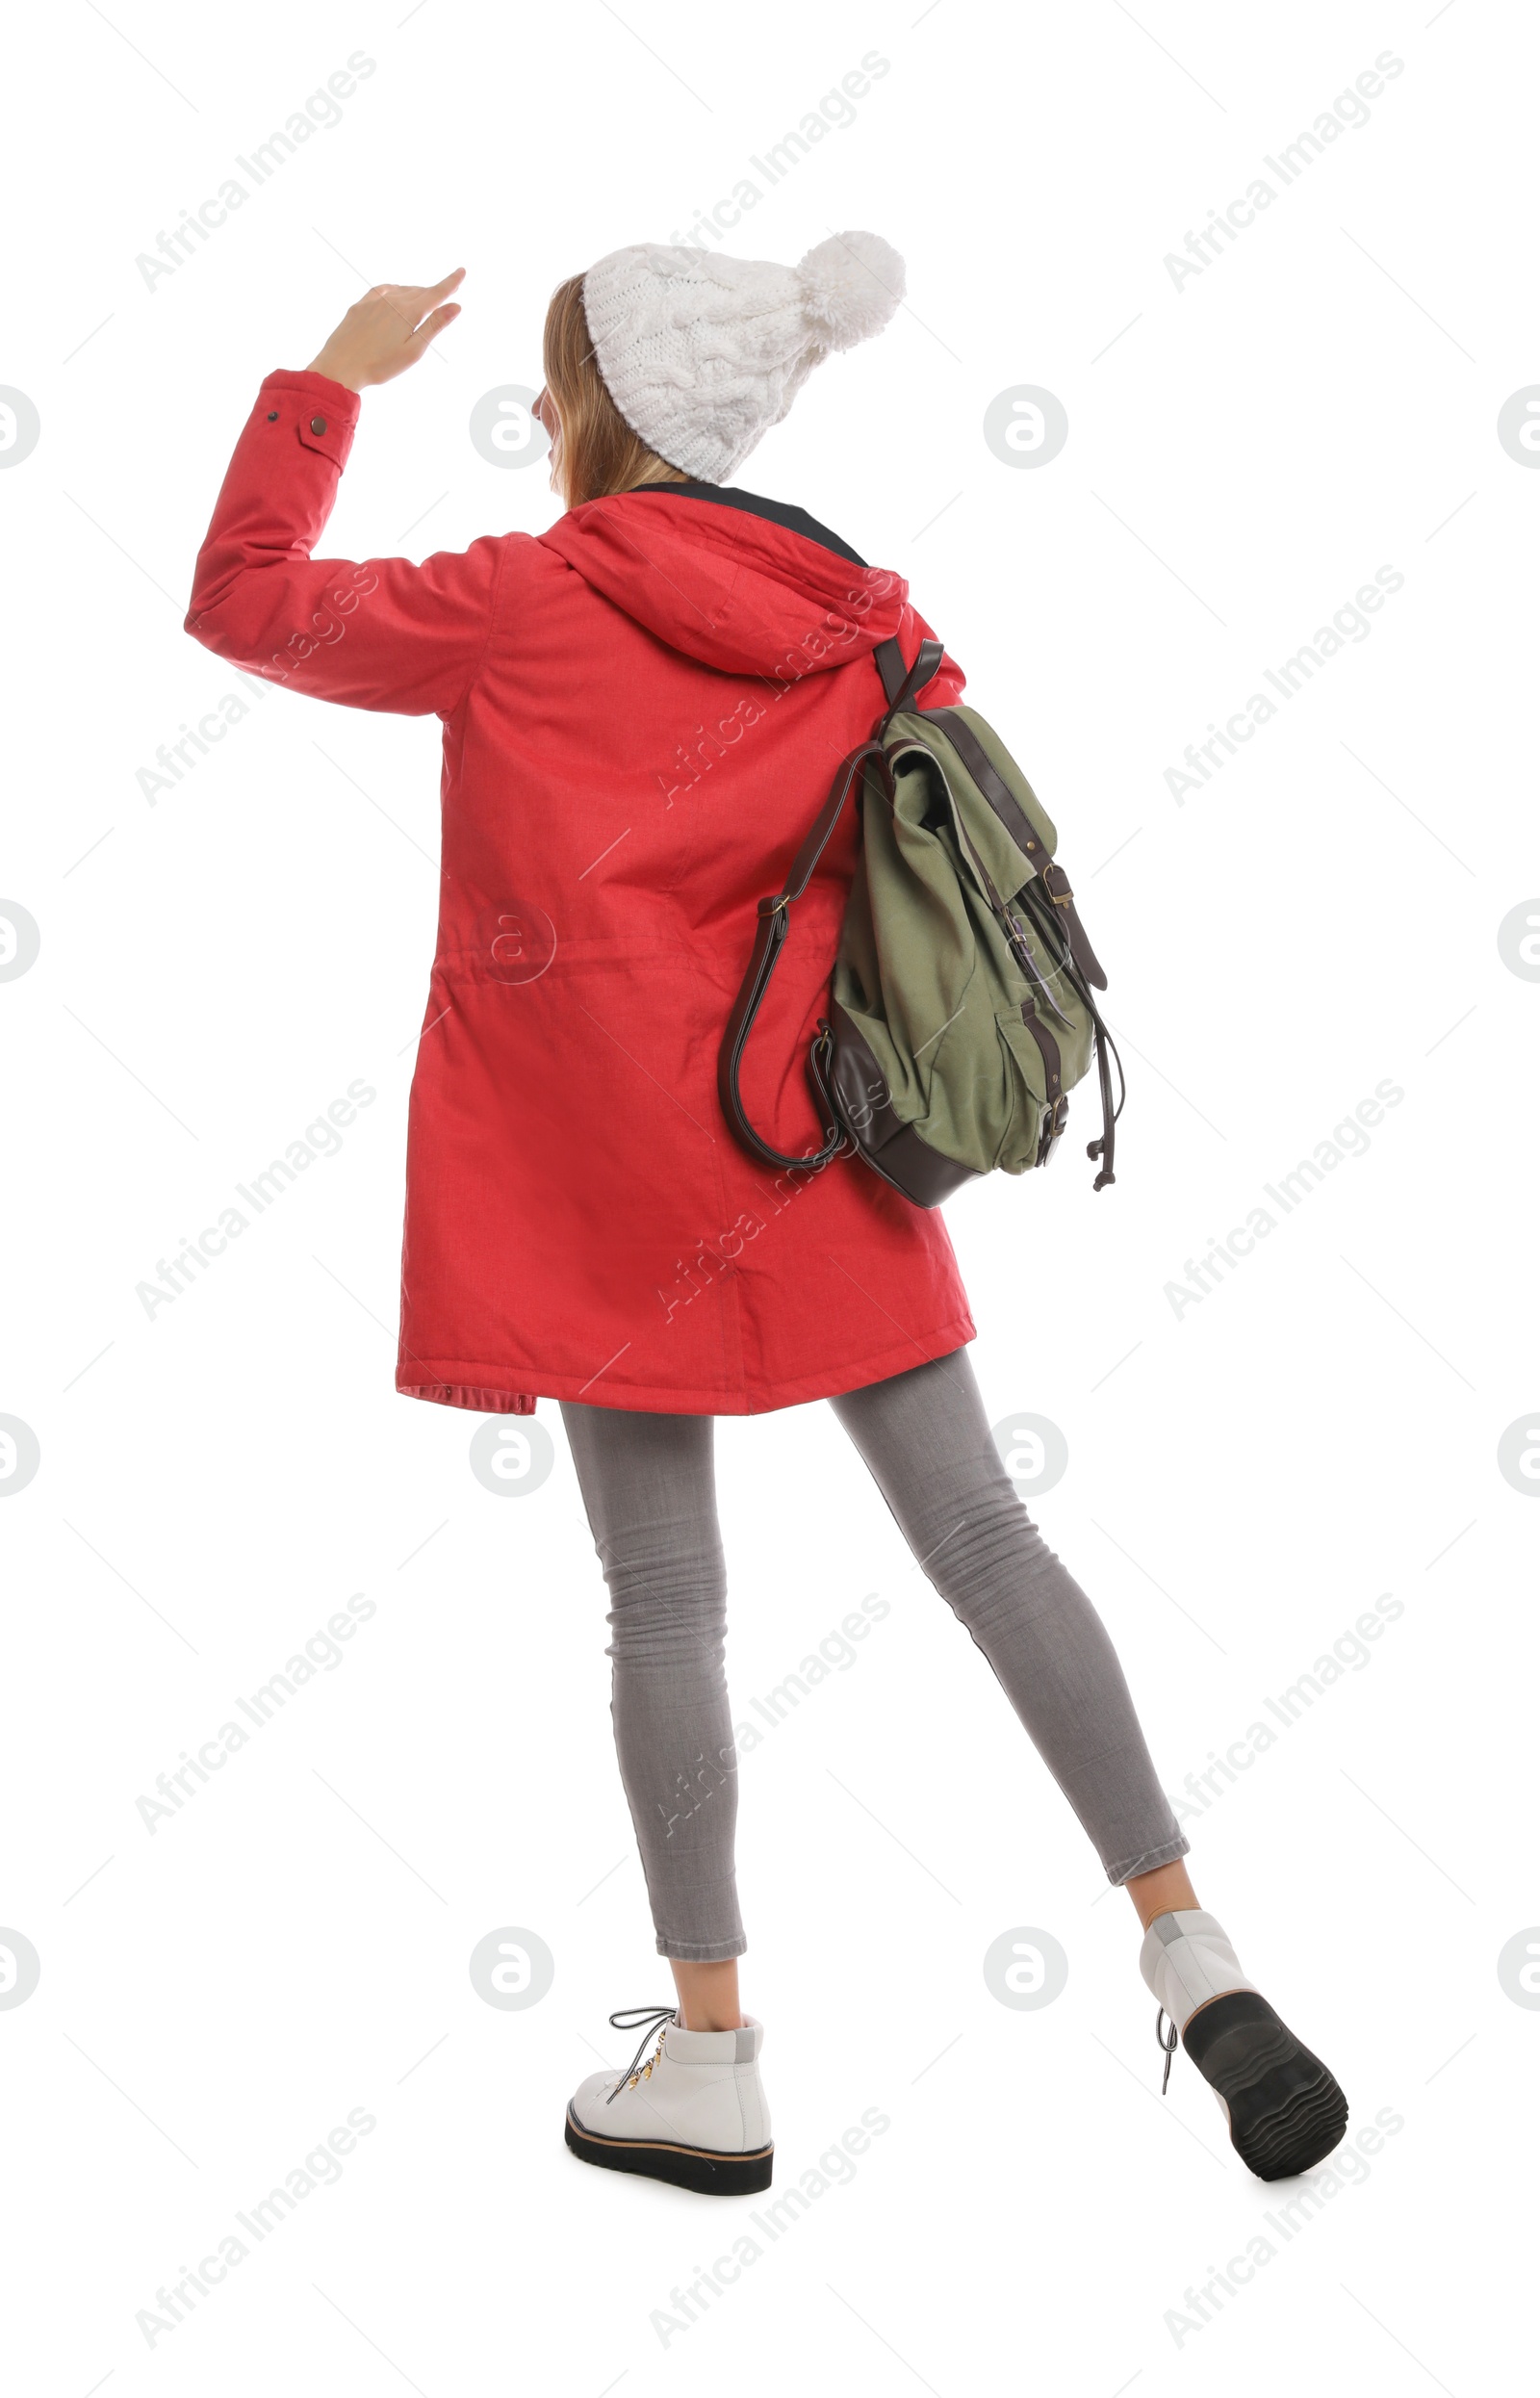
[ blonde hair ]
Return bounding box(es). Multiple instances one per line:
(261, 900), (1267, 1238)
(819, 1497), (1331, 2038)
(542, 274), (689, 509)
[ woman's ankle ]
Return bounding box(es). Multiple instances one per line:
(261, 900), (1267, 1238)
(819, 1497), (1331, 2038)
(670, 1957), (743, 2032)
(1125, 1857), (1200, 1930)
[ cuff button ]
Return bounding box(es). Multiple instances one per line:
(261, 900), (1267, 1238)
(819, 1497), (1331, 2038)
(310, 415), (327, 435)
(266, 410), (278, 421)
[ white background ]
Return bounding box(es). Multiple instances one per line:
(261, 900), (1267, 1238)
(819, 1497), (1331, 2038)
(3, 2), (1535, 2389)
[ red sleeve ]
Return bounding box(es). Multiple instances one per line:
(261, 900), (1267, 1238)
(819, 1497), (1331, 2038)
(184, 368), (510, 717)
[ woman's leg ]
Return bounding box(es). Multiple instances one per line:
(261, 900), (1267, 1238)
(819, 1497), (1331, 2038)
(831, 1348), (1347, 2179)
(558, 1401), (744, 2027)
(828, 1346), (1189, 1890)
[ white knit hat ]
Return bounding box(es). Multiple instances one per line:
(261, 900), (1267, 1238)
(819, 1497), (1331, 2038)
(581, 231), (905, 484)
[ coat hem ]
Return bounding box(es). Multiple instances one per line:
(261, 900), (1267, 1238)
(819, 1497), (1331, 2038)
(397, 1313), (977, 1417)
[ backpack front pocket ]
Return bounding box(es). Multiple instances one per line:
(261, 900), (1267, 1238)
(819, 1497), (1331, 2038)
(993, 1007), (1060, 1175)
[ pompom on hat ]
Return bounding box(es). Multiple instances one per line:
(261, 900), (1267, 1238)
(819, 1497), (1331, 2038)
(580, 230), (905, 485)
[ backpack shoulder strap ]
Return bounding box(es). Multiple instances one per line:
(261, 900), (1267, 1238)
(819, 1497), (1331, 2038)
(717, 739), (887, 1171)
(716, 637), (946, 1171)
(873, 633), (945, 717)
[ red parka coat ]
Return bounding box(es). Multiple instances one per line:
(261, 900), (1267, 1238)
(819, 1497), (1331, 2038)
(187, 369), (976, 1415)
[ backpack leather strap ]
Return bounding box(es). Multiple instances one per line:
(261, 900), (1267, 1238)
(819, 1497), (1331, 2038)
(874, 633), (946, 719)
(717, 639), (945, 1173)
(717, 738), (887, 1172)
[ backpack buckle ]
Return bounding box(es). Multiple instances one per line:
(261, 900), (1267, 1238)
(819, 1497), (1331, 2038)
(1037, 1093), (1070, 1165)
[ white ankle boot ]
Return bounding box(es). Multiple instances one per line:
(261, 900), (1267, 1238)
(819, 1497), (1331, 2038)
(1139, 1908), (1256, 2026)
(565, 2005), (774, 2195)
(1139, 1910), (1348, 2182)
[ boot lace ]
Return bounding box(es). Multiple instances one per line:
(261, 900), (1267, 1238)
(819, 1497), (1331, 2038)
(603, 2004), (676, 2106)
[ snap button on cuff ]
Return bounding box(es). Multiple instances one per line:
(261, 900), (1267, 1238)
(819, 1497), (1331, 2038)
(310, 415), (327, 435)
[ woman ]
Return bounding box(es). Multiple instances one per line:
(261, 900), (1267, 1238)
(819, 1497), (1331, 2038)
(186, 233), (1347, 2195)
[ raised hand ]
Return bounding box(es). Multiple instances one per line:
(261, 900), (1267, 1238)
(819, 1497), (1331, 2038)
(306, 269), (465, 393)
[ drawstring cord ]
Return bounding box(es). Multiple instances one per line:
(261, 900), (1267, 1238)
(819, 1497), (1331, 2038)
(1086, 1017), (1125, 1190)
(603, 2004), (677, 2105)
(1156, 2006), (1179, 2096)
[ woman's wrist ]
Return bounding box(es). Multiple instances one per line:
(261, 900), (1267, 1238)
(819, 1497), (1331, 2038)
(304, 349), (365, 394)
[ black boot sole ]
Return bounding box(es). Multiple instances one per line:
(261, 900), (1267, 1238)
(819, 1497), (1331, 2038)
(565, 2105), (774, 2195)
(1181, 1991), (1348, 2181)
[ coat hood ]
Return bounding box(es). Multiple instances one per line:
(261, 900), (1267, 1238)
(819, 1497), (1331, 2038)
(540, 482), (910, 680)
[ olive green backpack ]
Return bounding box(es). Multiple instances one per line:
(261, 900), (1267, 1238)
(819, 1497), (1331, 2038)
(718, 637), (1123, 1207)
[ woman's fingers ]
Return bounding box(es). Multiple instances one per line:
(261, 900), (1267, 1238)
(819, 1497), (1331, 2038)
(403, 300), (463, 359)
(307, 271), (466, 389)
(396, 269), (466, 331)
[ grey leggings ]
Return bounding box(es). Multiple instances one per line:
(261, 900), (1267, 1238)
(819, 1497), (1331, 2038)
(560, 1348), (1188, 1961)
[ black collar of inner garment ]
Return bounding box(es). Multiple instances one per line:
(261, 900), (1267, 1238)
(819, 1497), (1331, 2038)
(620, 477), (868, 569)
